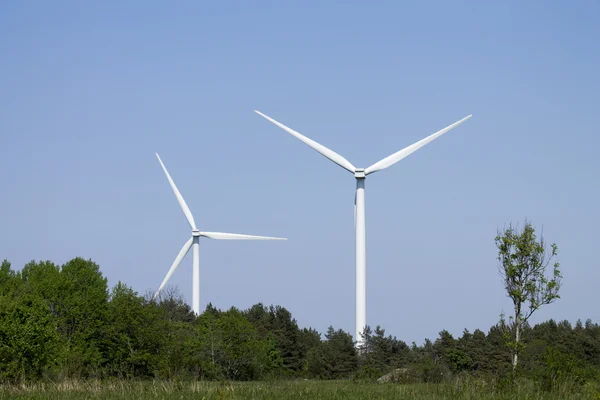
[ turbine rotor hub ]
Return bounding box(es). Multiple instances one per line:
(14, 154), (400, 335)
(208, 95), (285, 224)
(354, 168), (366, 179)
(192, 229), (201, 237)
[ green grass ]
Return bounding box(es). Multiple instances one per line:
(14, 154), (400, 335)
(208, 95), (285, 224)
(1, 379), (599, 400)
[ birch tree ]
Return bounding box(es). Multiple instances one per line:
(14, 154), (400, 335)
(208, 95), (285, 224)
(495, 220), (562, 372)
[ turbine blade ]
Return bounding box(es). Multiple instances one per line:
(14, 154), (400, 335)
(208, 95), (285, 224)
(200, 231), (287, 240)
(155, 153), (197, 230)
(254, 110), (356, 174)
(364, 115), (472, 176)
(153, 237), (194, 299)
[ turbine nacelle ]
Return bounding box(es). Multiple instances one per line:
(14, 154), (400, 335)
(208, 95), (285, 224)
(354, 168), (366, 179)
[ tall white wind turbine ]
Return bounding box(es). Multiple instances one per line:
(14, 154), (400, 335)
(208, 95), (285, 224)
(153, 153), (286, 315)
(254, 110), (471, 345)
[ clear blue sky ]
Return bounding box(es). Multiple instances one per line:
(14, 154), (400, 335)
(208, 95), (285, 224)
(1, 1), (598, 344)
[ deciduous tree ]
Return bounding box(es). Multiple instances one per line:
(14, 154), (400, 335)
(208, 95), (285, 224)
(495, 220), (562, 372)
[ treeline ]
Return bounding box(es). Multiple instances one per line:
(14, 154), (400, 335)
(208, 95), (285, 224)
(0, 258), (599, 388)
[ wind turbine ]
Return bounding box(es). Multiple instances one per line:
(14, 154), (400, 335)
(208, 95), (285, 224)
(153, 153), (287, 315)
(254, 110), (471, 345)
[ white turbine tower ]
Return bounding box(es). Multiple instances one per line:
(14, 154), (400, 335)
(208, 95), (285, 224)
(254, 110), (471, 346)
(153, 153), (287, 315)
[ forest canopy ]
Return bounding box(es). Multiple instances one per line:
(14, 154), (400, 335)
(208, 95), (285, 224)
(0, 257), (598, 388)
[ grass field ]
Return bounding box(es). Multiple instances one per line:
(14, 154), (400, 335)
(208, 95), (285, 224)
(1, 379), (600, 400)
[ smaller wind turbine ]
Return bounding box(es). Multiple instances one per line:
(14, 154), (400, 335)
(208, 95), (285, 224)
(153, 153), (286, 314)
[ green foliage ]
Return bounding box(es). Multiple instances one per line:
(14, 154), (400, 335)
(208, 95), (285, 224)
(496, 222), (562, 321)
(307, 327), (357, 379)
(101, 282), (166, 378)
(0, 294), (62, 381)
(242, 303), (314, 376)
(216, 308), (276, 380)
(495, 220), (562, 372)
(185, 306), (282, 381)
(0, 254), (598, 394)
(0, 259), (20, 296)
(416, 357), (449, 383)
(55, 258), (109, 377)
(357, 325), (409, 379)
(154, 290), (196, 378)
(445, 348), (472, 372)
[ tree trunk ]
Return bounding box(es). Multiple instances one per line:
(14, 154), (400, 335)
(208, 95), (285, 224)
(512, 318), (520, 372)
